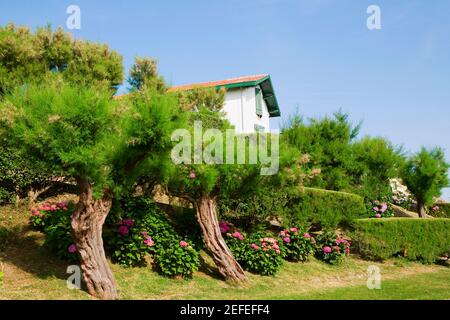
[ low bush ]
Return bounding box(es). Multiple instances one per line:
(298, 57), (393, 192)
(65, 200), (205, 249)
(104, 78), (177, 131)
(315, 231), (351, 265)
(104, 197), (201, 277)
(430, 203), (450, 218)
(351, 218), (450, 263)
(32, 202), (80, 262)
(220, 187), (366, 230)
(278, 227), (315, 262)
(154, 240), (200, 278)
(221, 221), (283, 276)
(286, 187), (366, 228)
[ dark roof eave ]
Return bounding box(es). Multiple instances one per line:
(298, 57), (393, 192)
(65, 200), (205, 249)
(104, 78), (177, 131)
(215, 75), (281, 118)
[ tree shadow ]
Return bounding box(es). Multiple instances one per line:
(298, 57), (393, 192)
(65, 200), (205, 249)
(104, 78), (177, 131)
(0, 226), (89, 293)
(197, 254), (225, 281)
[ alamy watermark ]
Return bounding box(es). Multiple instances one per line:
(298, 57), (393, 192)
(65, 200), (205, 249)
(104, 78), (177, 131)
(367, 265), (382, 289)
(367, 5), (381, 30)
(171, 121), (279, 175)
(66, 265), (81, 290)
(66, 5), (81, 30)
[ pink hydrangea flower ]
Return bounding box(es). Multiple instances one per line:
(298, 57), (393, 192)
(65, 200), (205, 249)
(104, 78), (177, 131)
(56, 202), (67, 209)
(323, 246), (332, 254)
(144, 237), (154, 247)
(219, 221), (230, 233)
(232, 231), (244, 241)
(290, 227), (298, 233)
(189, 171), (196, 179)
(345, 247), (350, 254)
(251, 243), (260, 250)
(122, 219), (134, 227)
(141, 231), (148, 237)
(275, 249), (281, 255)
(31, 210), (42, 217)
(373, 206), (379, 212)
(180, 241), (189, 247)
(303, 233), (311, 238)
(283, 237), (291, 244)
(272, 243), (279, 250)
(380, 203), (388, 213)
(118, 225), (129, 236)
(432, 206), (440, 212)
(68, 244), (77, 253)
(375, 213), (382, 218)
(280, 231), (286, 237)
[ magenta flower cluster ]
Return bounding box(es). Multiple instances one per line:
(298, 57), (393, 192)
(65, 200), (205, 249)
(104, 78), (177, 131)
(323, 238), (351, 255)
(220, 221), (245, 241)
(279, 227), (311, 244)
(117, 218), (135, 236)
(252, 237), (281, 255)
(68, 244), (77, 253)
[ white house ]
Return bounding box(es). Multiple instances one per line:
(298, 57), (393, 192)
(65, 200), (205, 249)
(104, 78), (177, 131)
(169, 74), (281, 133)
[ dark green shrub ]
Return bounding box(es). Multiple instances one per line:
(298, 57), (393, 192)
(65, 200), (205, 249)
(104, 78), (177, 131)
(220, 222), (283, 276)
(351, 218), (450, 263)
(286, 187), (366, 228)
(40, 203), (79, 263)
(104, 197), (201, 277)
(278, 226), (315, 262)
(239, 233), (283, 276)
(220, 187), (366, 230)
(154, 241), (200, 278)
(315, 231), (351, 265)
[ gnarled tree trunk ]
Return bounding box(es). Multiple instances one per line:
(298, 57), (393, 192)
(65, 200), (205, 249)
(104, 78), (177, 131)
(417, 200), (427, 218)
(71, 177), (117, 300)
(194, 195), (246, 282)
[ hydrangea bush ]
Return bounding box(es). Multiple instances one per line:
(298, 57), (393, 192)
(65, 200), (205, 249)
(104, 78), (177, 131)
(154, 240), (200, 278)
(104, 197), (201, 277)
(29, 202), (79, 262)
(279, 227), (315, 262)
(221, 221), (283, 276)
(315, 231), (351, 265)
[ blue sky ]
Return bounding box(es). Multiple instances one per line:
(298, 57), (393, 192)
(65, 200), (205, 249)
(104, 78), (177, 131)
(1, 0), (449, 199)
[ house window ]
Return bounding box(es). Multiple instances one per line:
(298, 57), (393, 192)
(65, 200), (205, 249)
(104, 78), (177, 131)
(255, 87), (263, 117)
(254, 124), (265, 132)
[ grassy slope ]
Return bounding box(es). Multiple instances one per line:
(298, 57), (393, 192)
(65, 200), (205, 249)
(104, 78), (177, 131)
(1, 204), (449, 300)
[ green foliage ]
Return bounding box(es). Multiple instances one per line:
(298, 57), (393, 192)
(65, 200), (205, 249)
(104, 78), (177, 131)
(282, 111), (360, 191)
(351, 218), (450, 263)
(154, 243), (200, 278)
(30, 202), (79, 262)
(401, 147), (450, 208)
(348, 136), (404, 202)
(430, 203), (450, 218)
(283, 187), (366, 228)
(0, 79), (119, 194)
(282, 112), (404, 205)
(105, 197), (201, 277)
(315, 231), (351, 265)
(278, 227), (315, 262)
(220, 222), (283, 275)
(128, 57), (166, 92)
(0, 24), (123, 95)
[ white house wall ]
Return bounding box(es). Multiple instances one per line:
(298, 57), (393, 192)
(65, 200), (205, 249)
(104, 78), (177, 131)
(222, 86), (271, 134)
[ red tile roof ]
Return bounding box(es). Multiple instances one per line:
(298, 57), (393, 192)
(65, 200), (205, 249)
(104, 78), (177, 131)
(167, 74), (269, 92)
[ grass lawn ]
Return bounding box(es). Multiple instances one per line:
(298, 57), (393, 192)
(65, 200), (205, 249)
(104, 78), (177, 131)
(1, 204), (449, 300)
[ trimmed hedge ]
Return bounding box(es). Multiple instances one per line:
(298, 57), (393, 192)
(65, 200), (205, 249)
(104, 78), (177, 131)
(220, 186), (366, 230)
(432, 203), (450, 218)
(351, 218), (450, 263)
(285, 187), (366, 228)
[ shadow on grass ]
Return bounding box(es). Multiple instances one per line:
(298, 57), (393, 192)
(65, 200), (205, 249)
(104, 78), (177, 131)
(0, 226), (89, 293)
